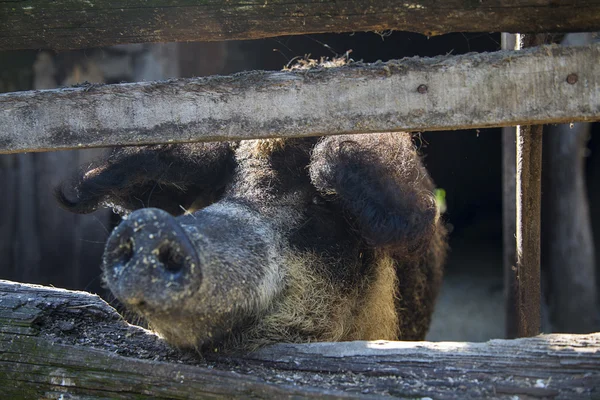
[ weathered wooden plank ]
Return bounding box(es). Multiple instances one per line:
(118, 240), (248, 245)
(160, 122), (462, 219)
(1, 279), (599, 399)
(2, 0), (600, 51)
(247, 337), (600, 397)
(1, 43), (599, 154)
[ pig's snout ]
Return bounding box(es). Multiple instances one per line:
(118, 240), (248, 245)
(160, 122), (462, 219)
(103, 208), (201, 310)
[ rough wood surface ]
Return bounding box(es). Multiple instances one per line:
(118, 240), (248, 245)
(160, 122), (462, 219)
(515, 122), (543, 337)
(501, 33), (519, 339)
(2, 0), (600, 51)
(513, 34), (548, 338)
(1, 279), (599, 399)
(1, 43), (600, 154)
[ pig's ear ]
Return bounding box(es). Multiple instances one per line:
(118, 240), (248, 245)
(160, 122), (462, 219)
(56, 142), (236, 216)
(309, 133), (438, 252)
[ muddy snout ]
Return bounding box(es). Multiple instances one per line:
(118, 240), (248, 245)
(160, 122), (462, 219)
(103, 208), (201, 311)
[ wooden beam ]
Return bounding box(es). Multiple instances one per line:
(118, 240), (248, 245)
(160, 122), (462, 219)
(1, 279), (599, 399)
(2, 1), (600, 51)
(1, 43), (600, 154)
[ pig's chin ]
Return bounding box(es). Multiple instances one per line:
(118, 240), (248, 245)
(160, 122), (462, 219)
(149, 317), (217, 349)
(132, 305), (241, 350)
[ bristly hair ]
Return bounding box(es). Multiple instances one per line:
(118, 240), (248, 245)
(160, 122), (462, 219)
(310, 133), (438, 254)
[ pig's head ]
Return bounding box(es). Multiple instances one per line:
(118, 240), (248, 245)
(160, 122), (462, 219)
(57, 134), (446, 351)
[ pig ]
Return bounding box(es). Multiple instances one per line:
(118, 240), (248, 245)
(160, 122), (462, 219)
(57, 132), (447, 351)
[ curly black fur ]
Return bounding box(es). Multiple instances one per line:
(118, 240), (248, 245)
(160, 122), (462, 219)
(309, 134), (437, 253)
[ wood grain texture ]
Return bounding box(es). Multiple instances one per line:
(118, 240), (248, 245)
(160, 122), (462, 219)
(2, 0), (600, 50)
(501, 33), (518, 339)
(1, 43), (600, 154)
(513, 33), (549, 338)
(1, 279), (599, 399)
(515, 122), (543, 337)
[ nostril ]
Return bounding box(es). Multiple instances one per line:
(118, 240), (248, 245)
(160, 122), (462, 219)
(157, 244), (185, 273)
(114, 237), (134, 265)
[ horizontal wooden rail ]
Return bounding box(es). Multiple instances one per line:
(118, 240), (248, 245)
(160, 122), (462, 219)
(1, 279), (599, 399)
(2, 0), (600, 51)
(1, 43), (599, 154)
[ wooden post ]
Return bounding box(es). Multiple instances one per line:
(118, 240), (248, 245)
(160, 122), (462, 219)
(513, 34), (548, 337)
(515, 123), (543, 337)
(501, 33), (518, 339)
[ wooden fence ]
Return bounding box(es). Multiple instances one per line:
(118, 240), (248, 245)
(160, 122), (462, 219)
(3, 1), (600, 50)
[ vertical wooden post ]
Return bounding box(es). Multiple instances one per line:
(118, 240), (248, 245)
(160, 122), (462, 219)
(515, 122), (543, 337)
(510, 34), (547, 337)
(543, 33), (599, 334)
(502, 33), (518, 339)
